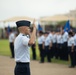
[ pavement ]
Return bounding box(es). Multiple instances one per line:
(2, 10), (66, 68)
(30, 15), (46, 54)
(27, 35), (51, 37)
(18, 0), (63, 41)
(0, 56), (76, 75)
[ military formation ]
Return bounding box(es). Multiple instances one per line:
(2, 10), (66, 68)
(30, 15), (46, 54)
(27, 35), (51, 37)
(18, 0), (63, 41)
(36, 29), (76, 68)
(8, 23), (76, 68)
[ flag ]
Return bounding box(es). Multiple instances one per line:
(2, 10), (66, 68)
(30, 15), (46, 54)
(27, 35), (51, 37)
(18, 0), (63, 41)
(38, 23), (43, 31)
(7, 25), (10, 35)
(64, 20), (70, 32)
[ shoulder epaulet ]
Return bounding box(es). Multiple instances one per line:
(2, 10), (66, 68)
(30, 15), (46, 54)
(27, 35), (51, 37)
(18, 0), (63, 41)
(22, 35), (25, 36)
(22, 35), (30, 38)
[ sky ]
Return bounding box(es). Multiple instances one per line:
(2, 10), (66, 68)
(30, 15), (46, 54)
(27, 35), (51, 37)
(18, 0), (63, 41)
(0, 0), (76, 20)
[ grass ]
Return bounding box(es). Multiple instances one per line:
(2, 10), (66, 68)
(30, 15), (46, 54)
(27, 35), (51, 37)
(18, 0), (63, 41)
(0, 39), (11, 56)
(0, 39), (70, 65)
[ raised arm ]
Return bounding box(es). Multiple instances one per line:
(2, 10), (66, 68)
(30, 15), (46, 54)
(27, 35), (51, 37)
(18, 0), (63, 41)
(28, 19), (36, 45)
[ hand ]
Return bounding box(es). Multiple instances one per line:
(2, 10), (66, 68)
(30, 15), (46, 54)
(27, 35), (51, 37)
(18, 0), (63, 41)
(49, 47), (51, 50)
(71, 50), (74, 52)
(42, 47), (44, 49)
(32, 19), (36, 28)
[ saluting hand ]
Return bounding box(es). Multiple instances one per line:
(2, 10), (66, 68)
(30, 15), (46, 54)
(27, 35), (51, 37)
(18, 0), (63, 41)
(33, 19), (36, 29)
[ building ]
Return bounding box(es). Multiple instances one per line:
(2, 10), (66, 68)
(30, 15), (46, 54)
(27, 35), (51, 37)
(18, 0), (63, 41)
(65, 9), (76, 27)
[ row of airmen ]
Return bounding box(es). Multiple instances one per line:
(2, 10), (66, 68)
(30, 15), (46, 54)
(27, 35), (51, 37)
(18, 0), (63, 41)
(37, 29), (76, 68)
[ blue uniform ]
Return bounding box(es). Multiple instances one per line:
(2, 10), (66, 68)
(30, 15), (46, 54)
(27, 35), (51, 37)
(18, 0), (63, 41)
(38, 35), (45, 62)
(73, 34), (76, 65)
(68, 36), (75, 67)
(63, 32), (68, 61)
(14, 33), (30, 75)
(44, 35), (52, 62)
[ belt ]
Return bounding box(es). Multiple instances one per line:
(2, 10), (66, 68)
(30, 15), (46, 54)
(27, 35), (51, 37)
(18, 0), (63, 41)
(16, 62), (29, 64)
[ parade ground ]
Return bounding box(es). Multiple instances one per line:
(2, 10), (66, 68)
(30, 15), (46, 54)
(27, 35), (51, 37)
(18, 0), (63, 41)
(0, 55), (76, 75)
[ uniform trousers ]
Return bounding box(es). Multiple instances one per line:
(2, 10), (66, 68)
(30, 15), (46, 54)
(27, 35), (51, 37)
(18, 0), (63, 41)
(45, 46), (51, 62)
(52, 43), (57, 58)
(63, 42), (68, 61)
(59, 44), (64, 60)
(39, 44), (44, 62)
(56, 43), (60, 59)
(74, 46), (76, 65)
(31, 44), (36, 60)
(68, 47), (75, 67)
(14, 62), (30, 75)
(10, 42), (14, 58)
